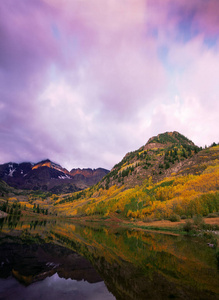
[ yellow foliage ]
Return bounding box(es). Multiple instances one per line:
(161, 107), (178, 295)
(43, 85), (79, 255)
(209, 145), (219, 151)
(8, 197), (17, 202)
(20, 202), (33, 209)
(119, 162), (137, 173)
(54, 149), (219, 220)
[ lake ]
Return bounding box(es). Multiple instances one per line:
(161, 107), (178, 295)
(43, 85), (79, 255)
(0, 216), (219, 300)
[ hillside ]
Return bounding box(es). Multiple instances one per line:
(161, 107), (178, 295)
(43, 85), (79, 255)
(52, 132), (219, 220)
(100, 131), (201, 189)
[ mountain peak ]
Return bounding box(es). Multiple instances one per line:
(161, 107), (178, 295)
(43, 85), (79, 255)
(146, 131), (194, 146)
(38, 159), (51, 164)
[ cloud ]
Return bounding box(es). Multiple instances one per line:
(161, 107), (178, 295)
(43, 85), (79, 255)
(0, 0), (218, 170)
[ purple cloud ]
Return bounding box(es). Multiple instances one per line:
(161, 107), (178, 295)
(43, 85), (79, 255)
(0, 0), (218, 171)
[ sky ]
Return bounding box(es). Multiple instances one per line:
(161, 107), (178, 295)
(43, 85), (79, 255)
(0, 0), (219, 171)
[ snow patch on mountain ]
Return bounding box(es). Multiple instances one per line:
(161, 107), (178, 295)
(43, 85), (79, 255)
(58, 174), (71, 180)
(8, 167), (16, 177)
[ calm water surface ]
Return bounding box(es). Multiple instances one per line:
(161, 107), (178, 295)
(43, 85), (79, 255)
(0, 274), (115, 300)
(0, 217), (218, 300)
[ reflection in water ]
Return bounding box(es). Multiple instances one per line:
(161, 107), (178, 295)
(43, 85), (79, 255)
(0, 273), (115, 300)
(52, 224), (219, 300)
(0, 243), (103, 284)
(0, 242), (115, 300)
(0, 216), (50, 230)
(0, 217), (219, 300)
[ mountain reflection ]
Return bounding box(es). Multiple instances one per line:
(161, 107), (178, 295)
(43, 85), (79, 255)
(0, 242), (115, 300)
(0, 273), (115, 300)
(0, 218), (219, 300)
(0, 243), (103, 285)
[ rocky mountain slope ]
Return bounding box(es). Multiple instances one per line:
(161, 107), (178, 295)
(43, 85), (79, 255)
(0, 159), (109, 193)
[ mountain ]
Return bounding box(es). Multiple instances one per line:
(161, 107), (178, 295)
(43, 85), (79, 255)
(2, 131), (218, 220)
(32, 159), (69, 175)
(0, 159), (109, 193)
(53, 131), (219, 219)
(100, 131), (201, 189)
(70, 168), (110, 185)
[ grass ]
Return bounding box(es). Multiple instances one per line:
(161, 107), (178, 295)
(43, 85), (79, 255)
(125, 223), (183, 234)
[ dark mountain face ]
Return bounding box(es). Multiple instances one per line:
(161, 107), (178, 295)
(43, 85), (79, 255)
(0, 162), (33, 179)
(0, 160), (109, 193)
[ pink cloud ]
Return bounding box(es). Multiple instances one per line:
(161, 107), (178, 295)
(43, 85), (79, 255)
(0, 0), (219, 170)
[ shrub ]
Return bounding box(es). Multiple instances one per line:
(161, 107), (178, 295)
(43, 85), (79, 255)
(193, 215), (204, 227)
(169, 214), (181, 222)
(143, 217), (153, 223)
(183, 220), (194, 232)
(165, 162), (170, 169)
(181, 215), (187, 220)
(202, 223), (219, 231)
(206, 213), (218, 218)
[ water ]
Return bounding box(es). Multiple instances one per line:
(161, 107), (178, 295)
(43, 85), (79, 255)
(0, 274), (115, 300)
(0, 217), (218, 299)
